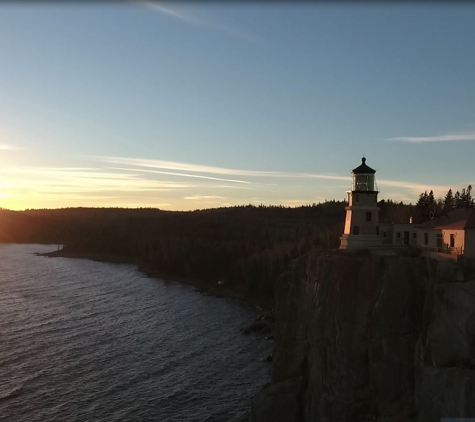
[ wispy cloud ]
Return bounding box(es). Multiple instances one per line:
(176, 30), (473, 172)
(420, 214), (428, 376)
(1, 167), (199, 194)
(378, 179), (454, 198)
(4, 158), (470, 210)
(0, 144), (25, 151)
(98, 156), (350, 182)
(137, 1), (263, 45)
(140, 1), (194, 23)
(99, 156), (467, 199)
(388, 131), (475, 143)
(184, 194), (227, 200)
(100, 155), (475, 201)
(107, 166), (251, 184)
(101, 156), (280, 177)
(0, 162), (268, 209)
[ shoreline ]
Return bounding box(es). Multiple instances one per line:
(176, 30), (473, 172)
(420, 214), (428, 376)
(39, 249), (269, 311)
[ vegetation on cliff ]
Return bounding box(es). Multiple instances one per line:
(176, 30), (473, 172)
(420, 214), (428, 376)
(1, 202), (346, 306)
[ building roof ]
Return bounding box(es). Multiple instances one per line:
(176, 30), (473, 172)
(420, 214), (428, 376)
(418, 207), (475, 230)
(351, 157), (376, 174)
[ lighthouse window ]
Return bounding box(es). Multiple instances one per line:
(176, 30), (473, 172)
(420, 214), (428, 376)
(354, 174), (375, 191)
(366, 212), (372, 221)
(356, 195), (360, 202)
(353, 226), (360, 235)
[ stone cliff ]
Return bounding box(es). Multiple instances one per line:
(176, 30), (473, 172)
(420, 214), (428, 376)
(252, 250), (475, 422)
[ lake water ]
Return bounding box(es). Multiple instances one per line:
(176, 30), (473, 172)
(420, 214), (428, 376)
(0, 244), (271, 421)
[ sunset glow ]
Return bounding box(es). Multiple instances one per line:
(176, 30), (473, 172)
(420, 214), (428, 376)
(1, 3), (474, 210)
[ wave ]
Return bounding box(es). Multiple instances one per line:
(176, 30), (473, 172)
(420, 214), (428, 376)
(0, 244), (271, 421)
(0, 383), (25, 403)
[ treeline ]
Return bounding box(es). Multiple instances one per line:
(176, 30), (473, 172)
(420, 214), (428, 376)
(0, 202), (346, 307)
(377, 184), (475, 225)
(415, 185), (474, 221)
(10, 191), (469, 307)
(378, 199), (414, 224)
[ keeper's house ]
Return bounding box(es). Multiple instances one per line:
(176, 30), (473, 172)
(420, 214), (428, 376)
(379, 208), (475, 257)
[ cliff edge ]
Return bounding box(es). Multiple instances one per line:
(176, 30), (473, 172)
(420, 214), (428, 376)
(252, 250), (475, 422)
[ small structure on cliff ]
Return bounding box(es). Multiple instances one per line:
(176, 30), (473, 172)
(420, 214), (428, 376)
(380, 207), (475, 256)
(340, 158), (475, 256)
(340, 157), (383, 249)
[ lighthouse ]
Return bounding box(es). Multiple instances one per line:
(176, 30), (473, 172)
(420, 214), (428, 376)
(340, 157), (383, 249)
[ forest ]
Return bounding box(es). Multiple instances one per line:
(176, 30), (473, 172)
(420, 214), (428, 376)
(0, 202), (346, 306)
(0, 185), (472, 307)
(413, 185), (474, 221)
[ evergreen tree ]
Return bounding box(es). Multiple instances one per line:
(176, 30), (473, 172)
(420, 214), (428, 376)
(454, 190), (462, 207)
(419, 185), (474, 213)
(462, 185), (473, 208)
(416, 191), (429, 213)
(415, 191), (430, 222)
(444, 189), (454, 210)
(436, 197), (444, 212)
(428, 190), (436, 211)
(416, 191), (427, 209)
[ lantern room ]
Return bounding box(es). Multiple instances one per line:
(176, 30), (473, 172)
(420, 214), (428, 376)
(351, 157), (377, 192)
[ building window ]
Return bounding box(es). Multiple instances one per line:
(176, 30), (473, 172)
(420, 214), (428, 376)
(383, 232), (387, 238)
(397, 232), (401, 238)
(437, 234), (443, 248)
(366, 212), (372, 222)
(353, 226), (359, 235)
(413, 232), (417, 239)
(450, 233), (455, 248)
(376, 226), (379, 235)
(356, 195), (360, 202)
(424, 232), (428, 245)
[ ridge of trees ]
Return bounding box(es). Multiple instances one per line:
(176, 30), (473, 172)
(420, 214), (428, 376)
(0, 202), (347, 307)
(1, 189), (471, 307)
(415, 185), (473, 221)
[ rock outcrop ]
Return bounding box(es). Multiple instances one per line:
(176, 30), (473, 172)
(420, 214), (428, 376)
(252, 250), (475, 422)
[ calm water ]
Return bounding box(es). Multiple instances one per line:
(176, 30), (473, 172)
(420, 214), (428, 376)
(0, 244), (271, 422)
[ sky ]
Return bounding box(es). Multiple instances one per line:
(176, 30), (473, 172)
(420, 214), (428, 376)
(0, 2), (474, 210)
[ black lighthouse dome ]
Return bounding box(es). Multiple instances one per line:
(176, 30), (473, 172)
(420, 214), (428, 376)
(351, 157), (376, 175)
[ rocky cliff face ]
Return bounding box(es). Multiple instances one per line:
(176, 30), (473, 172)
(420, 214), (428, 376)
(252, 250), (475, 422)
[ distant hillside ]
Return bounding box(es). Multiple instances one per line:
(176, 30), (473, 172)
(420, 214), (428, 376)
(0, 199), (414, 307)
(0, 203), (342, 305)
(0, 207), (165, 244)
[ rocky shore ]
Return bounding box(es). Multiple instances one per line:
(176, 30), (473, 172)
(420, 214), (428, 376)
(40, 249), (270, 310)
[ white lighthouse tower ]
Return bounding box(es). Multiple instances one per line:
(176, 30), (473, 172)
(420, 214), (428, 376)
(340, 157), (383, 250)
